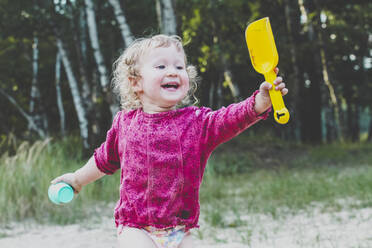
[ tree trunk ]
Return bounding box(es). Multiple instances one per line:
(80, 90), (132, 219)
(355, 30), (368, 142)
(84, 0), (119, 117)
(297, 0), (322, 143)
(29, 35), (39, 116)
(0, 88), (46, 138)
(79, 7), (88, 65)
(220, 55), (240, 102)
(209, 81), (215, 109)
(72, 5), (93, 114)
(298, 0), (314, 40)
(316, 12), (343, 142)
(155, 0), (163, 30)
(323, 106), (335, 142)
(29, 35), (48, 135)
(298, 0), (342, 143)
(108, 0), (134, 47)
(160, 0), (177, 35)
(77, 6), (102, 142)
(55, 51), (66, 136)
(56, 38), (89, 149)
(351, 105), (360, 142)
(283, 0), (302, 141)
(223, 70), (240, 101)
(84, 0), (109, 91)
(368, 113), (372, 142)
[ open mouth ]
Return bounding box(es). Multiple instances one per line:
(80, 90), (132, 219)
(161, 83), (179, 89)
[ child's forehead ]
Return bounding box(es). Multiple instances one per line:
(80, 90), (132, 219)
(141, 44), (186, 61)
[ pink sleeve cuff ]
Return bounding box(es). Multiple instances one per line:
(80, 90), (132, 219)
(248, 90), (272, 121)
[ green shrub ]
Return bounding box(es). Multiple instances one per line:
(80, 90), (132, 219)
(0, 137), (119, 225)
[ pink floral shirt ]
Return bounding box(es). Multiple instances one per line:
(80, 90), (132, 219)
(94, 91), (269, 230)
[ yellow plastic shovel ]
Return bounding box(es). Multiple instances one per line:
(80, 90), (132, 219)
(245, 17), (290, 124)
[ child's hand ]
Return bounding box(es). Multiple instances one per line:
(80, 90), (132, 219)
(254, 68), (288, 115)
(51, 173), (82, 194)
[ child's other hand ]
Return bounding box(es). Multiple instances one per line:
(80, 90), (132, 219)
(51, 173), (82, 194)
(255, 68), (288, 114)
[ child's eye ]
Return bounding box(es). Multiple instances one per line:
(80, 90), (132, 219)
(176, 66), (184, 70)
(156, 65), (166, 69)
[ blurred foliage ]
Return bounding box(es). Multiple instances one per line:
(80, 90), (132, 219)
(0, 0), (371, 145)
(209, 130), (372, 175)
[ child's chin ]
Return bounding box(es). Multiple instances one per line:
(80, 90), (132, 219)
(161, 98), (182, 107)
(161, 93), (185, 102)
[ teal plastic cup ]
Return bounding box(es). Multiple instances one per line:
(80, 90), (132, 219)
(48, 182), (74, 204)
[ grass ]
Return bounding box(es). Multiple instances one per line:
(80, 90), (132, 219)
(0, 134), (372, 229)
(200, 133), (372, 226)
(200, 164), (372, 225)
(0, 137), (120, 225)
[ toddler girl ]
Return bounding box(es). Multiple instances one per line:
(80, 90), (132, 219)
(51, 34), (288, 248)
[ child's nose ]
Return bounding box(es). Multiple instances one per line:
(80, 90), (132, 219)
(166, 67), (178, 76)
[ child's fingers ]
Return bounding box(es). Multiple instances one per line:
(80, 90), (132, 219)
(50, 176), (63, 184)
(50, 173), (71, 184)
(274, 81), (288, 96)
(275, 82), (286, 90)
(281, 88), (288, 96)
(260, 81), (272, 91)
(274, 67), (279, 74)
(274, 77), (283, 85)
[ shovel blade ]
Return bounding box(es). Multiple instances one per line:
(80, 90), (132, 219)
(245, 17), (278, 74)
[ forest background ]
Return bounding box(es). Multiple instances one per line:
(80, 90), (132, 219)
(0, 1), (372, 246)
(0, 0), (371, 150)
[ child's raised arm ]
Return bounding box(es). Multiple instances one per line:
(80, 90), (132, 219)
(198, 68), (287, 152)
(50, 156), (105, 193)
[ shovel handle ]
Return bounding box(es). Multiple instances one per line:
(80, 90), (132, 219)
(264, 70), (290, 124)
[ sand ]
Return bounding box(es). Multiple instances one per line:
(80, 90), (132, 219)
(0, 206), (371, 248)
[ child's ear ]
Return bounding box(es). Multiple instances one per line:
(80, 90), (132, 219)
(129, 76), (142, 93)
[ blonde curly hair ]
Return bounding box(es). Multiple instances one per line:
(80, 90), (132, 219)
(112, 34), (199, 110)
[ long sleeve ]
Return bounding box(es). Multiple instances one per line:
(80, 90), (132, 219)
(94, 111), (122, 174)
(199, 90), (270, 153)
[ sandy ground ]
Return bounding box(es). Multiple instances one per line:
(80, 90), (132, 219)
(1, 206), (371, 248)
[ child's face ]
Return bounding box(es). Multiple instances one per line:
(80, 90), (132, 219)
(133, 44), (190, 113)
